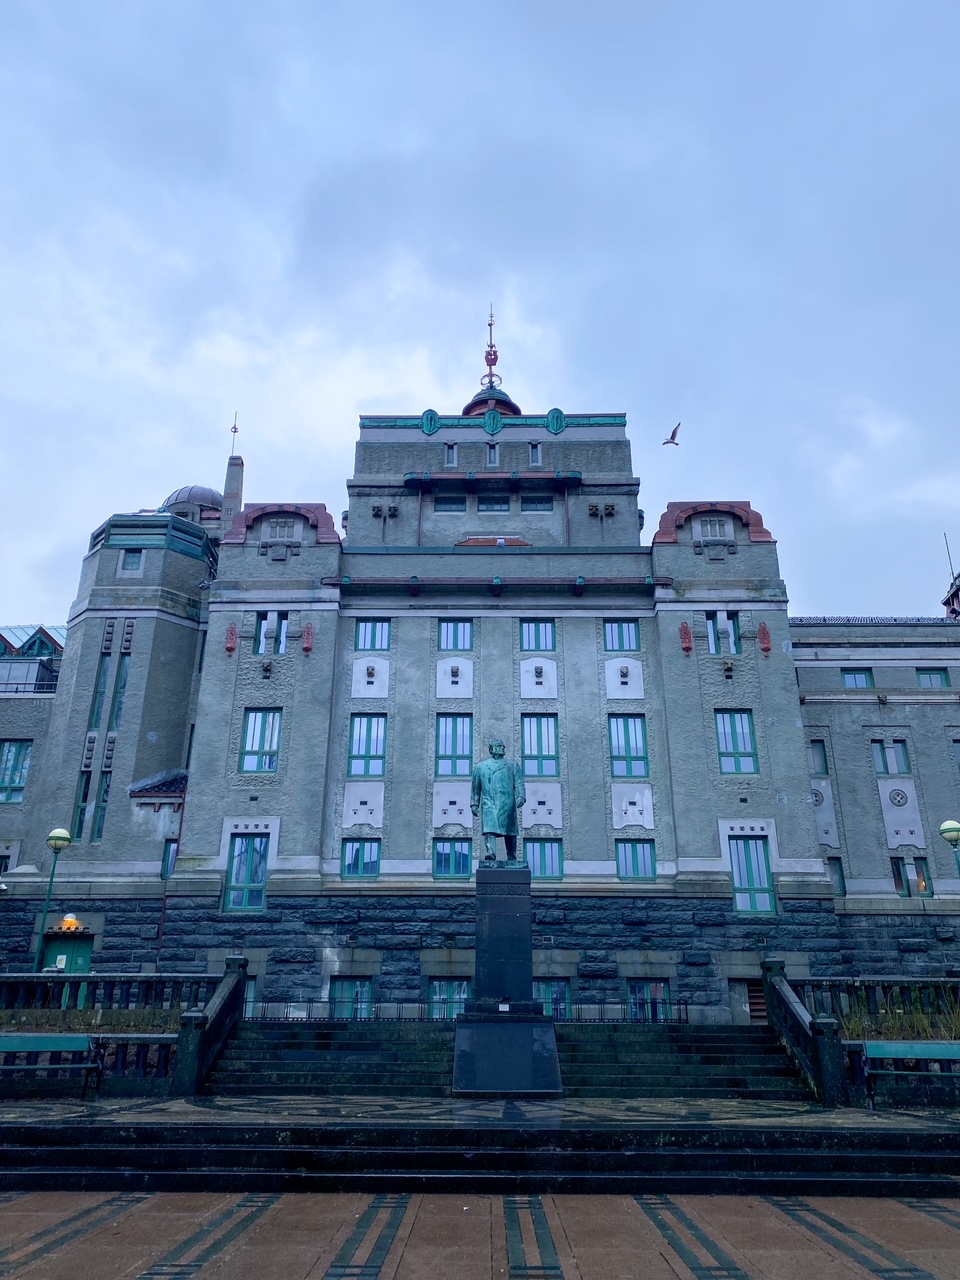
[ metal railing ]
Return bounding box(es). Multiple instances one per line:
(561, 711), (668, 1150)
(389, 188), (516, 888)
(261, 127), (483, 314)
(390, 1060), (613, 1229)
(0, 680), (58, 694)
(246, 998), (689, 1023)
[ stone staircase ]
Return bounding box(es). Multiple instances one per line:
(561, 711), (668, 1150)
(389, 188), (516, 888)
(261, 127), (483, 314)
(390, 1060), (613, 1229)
(205, 1020), (456, 1097)
(555, 1023), (814, 1100)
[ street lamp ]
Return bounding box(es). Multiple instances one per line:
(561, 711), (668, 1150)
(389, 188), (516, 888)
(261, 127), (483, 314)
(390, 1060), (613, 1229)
(940, 820), (960, 851)
(34, 828), (71, 972)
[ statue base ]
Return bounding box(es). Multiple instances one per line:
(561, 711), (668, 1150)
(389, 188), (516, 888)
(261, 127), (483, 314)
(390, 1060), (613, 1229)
(452, 1013), (562, 1097)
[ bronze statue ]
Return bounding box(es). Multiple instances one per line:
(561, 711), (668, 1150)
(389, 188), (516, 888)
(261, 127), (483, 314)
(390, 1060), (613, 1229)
(471, 737), (526, 864)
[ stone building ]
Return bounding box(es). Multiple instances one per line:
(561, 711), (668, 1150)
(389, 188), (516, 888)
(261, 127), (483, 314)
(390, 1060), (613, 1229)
(3, 357), (960, 1024)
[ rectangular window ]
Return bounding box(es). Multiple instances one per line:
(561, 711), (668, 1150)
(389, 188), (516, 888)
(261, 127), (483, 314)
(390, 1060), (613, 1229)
(730, 835), (774, 912)
(486, 442), (499, 466)
(428, 978), (471, 1019)
(0, 740), (32, 803)
(329, 977), (373, 1019)
(914, 856), (934, 898)
(954, 740), (960, 771)
(827, 857), (846, 897)
(706, 612), (720, 655)
(520, 619), (555, 651)
(355, 619), (391, 650)
(275, 614), (288, 654)
(225, 833), (269, 910)
(917, 668), (950, 688)
(603, 620), (640, 651)
(72, 771), (91, 838)
(726, 612), (741, 655)
(615, 839), (656, 880)
(269, 517), (296, 539)
(715, 711), (758, 774)
(609, 715), (648, 777)
(525, 839), (562, 879)
(807, 739), (829, 775)
(254, 614), (269, 655)
(121, 549), (142, 570)
(842, 669), (874, 689)
(341, 838), (381, 878)
(478, 494), (510, 512)
(107, 653), (130, 731)
(529, 441), (542, 466)
(240, 709), (282, 773)
(436, 714), (473, 776)
(444, 443), (457, 467)
(533, 978), (570, 1019)
(255, 612), (289, 655)
(521, 494), (553, 512)
(891, 856), (910, 897)
(438, 619), (473, 650)
(91, 771), (111, 842)
(522, 715), (559, 777)
(872, 739), (911, 775)
(89, 654), (111, 729)
(433, 839), (472, 878)
(349, 714), (387, 776)
(629, 979), (671, 1022)
(161, 839), (178, 880)
(699, 516), (727, 540)
(434, 494), (466, 512)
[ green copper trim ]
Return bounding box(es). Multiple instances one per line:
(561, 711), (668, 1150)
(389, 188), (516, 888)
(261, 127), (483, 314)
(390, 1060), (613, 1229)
(546, 407), (565, 434)
(483, 409), (502, 435)
(360, 412), (626, 432)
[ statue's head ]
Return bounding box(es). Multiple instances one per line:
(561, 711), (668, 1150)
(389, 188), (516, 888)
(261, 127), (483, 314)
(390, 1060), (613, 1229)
(488, 737), (506, 759)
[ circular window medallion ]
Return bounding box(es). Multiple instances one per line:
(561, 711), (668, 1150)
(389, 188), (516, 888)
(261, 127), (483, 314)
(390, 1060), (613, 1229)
(812, 789), (824, 807)
(889, 788), (909, 807)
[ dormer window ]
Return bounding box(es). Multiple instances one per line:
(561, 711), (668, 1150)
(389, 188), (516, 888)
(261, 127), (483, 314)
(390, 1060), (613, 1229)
(269, 517), (297, 540)
(697, 515), (728, 541)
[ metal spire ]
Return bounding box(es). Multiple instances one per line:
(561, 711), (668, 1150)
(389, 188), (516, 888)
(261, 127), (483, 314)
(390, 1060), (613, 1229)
(230, 412), (239, 456)
(481, 305), (502, 390)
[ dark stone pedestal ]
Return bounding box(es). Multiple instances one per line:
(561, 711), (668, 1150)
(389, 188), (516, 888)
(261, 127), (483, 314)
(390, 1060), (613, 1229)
(453, 864), (562, 1096)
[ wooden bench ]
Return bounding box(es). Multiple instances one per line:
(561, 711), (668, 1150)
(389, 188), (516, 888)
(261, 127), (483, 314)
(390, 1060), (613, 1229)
(847, 1039), (960, 1106)
(0, 1032), (103, 1098)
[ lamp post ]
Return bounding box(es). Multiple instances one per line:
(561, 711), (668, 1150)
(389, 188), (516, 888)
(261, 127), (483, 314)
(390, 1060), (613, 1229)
(34, 828), (71, 972)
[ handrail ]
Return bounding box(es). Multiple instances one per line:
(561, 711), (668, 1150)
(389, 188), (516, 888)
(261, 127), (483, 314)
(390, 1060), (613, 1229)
(762, 959), (845, 1105)
(171, 956), (248, 1096)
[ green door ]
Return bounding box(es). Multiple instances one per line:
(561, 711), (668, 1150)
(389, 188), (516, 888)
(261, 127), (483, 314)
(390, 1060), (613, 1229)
(41, 935), (93, 974)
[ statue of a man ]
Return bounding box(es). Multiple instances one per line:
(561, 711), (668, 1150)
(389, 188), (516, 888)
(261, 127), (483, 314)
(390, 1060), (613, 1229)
(471, 737), (526, 864)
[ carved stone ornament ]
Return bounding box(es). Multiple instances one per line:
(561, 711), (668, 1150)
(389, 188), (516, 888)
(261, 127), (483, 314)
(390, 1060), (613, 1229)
(420, 409), (441, 435)
(889, 789), (909, 807)
(483, 408), (503, 435)
(812, 789), (824, 807)
(758, 621), (772, 654)
(302, 622), (314, 654)
(679, 621), (693, 654)
(225, 622), (238, 655)
(546, 407), (566, 434)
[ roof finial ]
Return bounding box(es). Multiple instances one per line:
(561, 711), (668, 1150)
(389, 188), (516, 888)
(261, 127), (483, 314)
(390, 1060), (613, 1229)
(230, 411), (239, 456)
(481, 304), (502, 390)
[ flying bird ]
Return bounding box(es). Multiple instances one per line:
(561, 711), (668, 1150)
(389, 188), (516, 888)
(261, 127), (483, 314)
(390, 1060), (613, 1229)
(662, 422), (681, 446)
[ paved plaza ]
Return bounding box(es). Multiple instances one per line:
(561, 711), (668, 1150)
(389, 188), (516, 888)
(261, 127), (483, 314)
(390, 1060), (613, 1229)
(5, 1188), (960, 1278)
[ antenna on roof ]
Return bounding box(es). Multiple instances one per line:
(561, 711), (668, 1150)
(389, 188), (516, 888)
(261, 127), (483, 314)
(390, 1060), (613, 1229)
(230, 412), (239, 456)
(946, 531), (957, 581)
(481, 305), (502, 390)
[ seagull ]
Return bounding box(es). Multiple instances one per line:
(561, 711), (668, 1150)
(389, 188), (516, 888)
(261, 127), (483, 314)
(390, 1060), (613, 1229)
(662, 422), (681, 446)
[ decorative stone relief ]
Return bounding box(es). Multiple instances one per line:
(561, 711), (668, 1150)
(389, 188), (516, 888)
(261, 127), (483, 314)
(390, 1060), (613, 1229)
(352, 656), (389, 698)
(611, 782), (654, 830)
(432, 780), (472, 829)
(520, 656), (557, 699)
(522, 782), (562, 829)
(436, 656), (473, 698)
(343, 781), (384, 829)
(877, 778), (925, 849)
(604, 657), (643, 700)
(810, 777), (840, 848)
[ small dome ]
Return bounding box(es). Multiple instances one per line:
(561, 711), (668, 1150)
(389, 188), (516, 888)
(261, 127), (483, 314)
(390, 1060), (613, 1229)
(462, 385), (522, 417)
(161, 485), (223, 510)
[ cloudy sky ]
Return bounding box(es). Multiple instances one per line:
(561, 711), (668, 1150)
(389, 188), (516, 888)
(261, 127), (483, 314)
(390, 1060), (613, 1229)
(2, 1), (959, 623)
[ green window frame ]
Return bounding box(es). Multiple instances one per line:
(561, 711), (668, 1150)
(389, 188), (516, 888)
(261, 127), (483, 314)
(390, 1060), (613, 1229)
(0, 740), (32, 803)
(91, 771), (111, 842)
(255, 612), (288, 655)
(520, 619), (556, 651)
(715, 711), (758, 774)
(240, 709), (282, 773)
(478, 494), (510, 512)
(726, 612), (741, 655)
(872, 739), (910, 775)
(161, 838), (178, 881)
(827, 857), (846, 897)
(329, 977), (373, 1019)
(225, 832), (269, 910)
(121, 548), (142, 570)
(433, 839), (472, 878)
(954, 739), (960, 771)
(72, 772), (91, 838)
(107, 653), (130, 731)
(438, 619), (473, 651)
(891, 856), (910, 897)
(914, 856), (934, 898)
(615, 839), (656, 880)
(628, 979), (671, 1023)
(807, 739), (829, 775)
(842, 668), (874, 689)
(436, 714), (473, 777)
(434, 494), (466, 513)
(428, 978), (471, 1019)
(521, 494), (553, 512)
(729, 835), (775, 913)
(522, 714), (559, 777)
(917, 668), (950, 688)
(609, 715), (648, 777)
(533, 978), (570, 1019)
(525, 839), (562, 879)
(349, 714), (387, 776)
(89, 654), (112, 729)
(706, 613), (721, 655)
(355, 619), (391, 650)
(341, 838), (381, 878)
(603, 619), (640, 652)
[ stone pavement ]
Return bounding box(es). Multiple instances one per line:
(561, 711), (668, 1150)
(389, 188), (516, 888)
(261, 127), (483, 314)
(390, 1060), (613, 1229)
(4, 1189), (960, 1278)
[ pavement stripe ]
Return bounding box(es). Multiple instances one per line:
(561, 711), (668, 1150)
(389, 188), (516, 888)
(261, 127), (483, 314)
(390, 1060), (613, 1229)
(634, 1196), (750, 1280)
(503, 1196), (563, 1280)
(136, 1194), (280, 1280)
(767, 1197), (938, 1280)
(0, 1194), (147, 1277)
(899, 1199), (960, 1233)
(320, 1194), (411, 1280)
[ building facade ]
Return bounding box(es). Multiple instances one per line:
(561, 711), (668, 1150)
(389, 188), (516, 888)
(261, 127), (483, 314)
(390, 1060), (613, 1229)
(3, 371), (960, 1023)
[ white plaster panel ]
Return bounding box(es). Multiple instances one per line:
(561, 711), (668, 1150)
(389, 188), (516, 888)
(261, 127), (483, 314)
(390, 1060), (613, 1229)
(811, 777), (840, 848)
(719, 817), (824, 875)
(562, 860), (619, 877)
(432, 780), (473, 829)
(611, 782), (654, 830)
(216, 816), (280, 872)
(343, 781), (384, 829)
(877, 778), (926, 849)
(436, 656), (473, 698)
(352, 656), (389, 698)
(378, 859), (434, 876)
(0, 839), (22, 870)
(520, 656), (557, 699)
(605, 657), (644, 700)
(522, 782), (563, 829)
